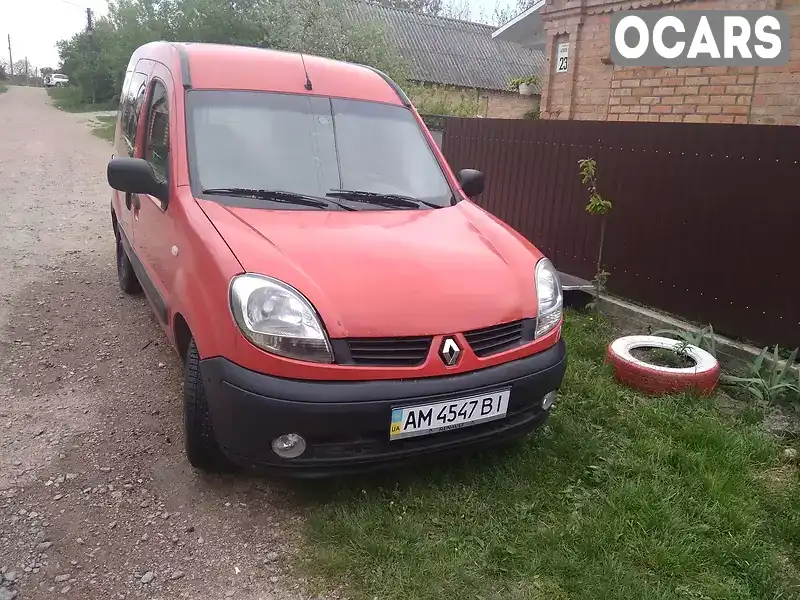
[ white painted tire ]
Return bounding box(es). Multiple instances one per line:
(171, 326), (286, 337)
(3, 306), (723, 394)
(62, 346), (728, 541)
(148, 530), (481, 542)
(606, 335), (720, 395)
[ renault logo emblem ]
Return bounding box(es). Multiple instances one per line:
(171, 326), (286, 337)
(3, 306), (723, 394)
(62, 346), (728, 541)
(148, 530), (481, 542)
(439, 337), (461, 366)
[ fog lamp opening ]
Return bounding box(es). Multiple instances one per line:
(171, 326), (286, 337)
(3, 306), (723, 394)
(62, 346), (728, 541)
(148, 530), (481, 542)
(271, 433), (307, 459)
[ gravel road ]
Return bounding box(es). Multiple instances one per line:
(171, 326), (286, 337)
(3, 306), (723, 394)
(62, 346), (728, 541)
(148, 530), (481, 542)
(0, 87), (316, 600)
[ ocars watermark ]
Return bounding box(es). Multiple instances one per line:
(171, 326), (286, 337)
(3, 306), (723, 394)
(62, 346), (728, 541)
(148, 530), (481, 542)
(610, 11), (789, 66)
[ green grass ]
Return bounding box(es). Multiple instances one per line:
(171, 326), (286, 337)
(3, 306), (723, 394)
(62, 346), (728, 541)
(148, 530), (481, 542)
(0, 84), (8, 94)
(301, 311), (800, 600)
(91, 115), (117, 142)
(46, 86), (116, 112)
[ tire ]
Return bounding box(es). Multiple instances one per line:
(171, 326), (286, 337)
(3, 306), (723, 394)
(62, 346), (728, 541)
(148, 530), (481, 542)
(183, 339), (235, 472)
(115, 230), (142, 294)
(606, 335), (720, 396)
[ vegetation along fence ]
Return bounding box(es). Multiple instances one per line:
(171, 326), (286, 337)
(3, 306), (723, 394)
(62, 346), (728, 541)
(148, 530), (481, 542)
(420, 114), (446, 148)
(440, 118), (799, 349)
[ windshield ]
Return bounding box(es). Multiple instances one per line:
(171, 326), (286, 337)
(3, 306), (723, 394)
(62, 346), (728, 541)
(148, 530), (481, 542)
(186, 91), (454, 210)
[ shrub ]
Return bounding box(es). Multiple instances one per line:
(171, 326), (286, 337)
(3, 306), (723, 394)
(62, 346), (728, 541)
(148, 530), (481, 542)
(523, 106), (540, 120)
(721, 345), (800, 406)
(407, 84), (483, 117)
(46, 86), (117, 112)
(508, 75), (539, 91)
(651, 325), (718, 358)
(47, 86), (84, 108)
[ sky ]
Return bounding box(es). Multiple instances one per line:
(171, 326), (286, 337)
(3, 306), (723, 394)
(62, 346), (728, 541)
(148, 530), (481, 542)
(2, 0), (109, 70)
(1, 0), (515, 72)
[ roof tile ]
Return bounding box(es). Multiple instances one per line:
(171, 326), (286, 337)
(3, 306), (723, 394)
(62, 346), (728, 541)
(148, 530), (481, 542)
(344, 1), (544, 92)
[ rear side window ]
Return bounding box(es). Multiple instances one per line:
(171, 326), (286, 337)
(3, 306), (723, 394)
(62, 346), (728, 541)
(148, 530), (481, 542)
(117, 71), (132, 112)
(121, 72), (147, 156)
(144, 80), (169, 183)
(116, 71), (132, 145)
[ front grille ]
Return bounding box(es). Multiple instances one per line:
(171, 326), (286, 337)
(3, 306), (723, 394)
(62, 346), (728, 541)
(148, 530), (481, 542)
(309, 402), (543, 460)
(464, 319), (531, 357)
(337, 336), (433, 367)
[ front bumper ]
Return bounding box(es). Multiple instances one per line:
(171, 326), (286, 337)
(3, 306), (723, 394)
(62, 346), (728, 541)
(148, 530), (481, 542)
(201, 339), (567, 477)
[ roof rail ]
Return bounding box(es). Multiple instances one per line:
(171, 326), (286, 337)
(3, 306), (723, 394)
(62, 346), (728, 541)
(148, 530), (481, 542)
(358, 64), (411, 107)
(170, 43), (192, 90)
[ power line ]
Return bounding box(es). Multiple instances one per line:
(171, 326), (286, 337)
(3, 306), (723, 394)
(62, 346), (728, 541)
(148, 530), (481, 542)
(50, 0), (86, 10)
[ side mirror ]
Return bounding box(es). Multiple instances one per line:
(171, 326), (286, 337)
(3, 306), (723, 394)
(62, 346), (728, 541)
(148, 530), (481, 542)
(457, 169), (484, 198)
(107, 158), (168, 204)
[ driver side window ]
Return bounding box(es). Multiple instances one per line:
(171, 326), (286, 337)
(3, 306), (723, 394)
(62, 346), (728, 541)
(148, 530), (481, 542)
(121, 72), (147, 157)
(145, 80), (170, 184)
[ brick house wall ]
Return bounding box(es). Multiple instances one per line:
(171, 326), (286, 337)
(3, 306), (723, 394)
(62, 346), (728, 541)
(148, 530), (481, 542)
(483, 89), (541, 118)
(540, 0), (800, 124)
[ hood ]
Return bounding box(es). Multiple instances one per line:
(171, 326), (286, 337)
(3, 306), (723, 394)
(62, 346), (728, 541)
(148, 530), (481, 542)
(198, 199), (543, 338)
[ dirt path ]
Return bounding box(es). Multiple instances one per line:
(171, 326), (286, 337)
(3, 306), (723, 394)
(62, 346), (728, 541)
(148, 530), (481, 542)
(0, 87), (310, 600)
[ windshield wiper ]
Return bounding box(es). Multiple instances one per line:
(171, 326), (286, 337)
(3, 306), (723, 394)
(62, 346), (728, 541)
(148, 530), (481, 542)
(202, 188), (354, 210)
(326, 189), (442, 209)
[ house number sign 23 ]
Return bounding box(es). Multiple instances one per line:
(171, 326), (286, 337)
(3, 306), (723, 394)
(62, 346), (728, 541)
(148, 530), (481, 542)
(557, 42), (569, 72)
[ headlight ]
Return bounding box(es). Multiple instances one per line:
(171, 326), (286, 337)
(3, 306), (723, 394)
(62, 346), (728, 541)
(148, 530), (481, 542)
(534, 258), (563, 338)
(229, 274), (332, 363)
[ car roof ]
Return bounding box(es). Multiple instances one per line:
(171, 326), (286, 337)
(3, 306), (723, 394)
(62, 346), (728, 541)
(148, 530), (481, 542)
(134, 42), (407, 106)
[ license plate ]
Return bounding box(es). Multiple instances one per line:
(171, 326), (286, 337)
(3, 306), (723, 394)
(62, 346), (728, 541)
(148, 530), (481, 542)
(389, 389), (511, 441)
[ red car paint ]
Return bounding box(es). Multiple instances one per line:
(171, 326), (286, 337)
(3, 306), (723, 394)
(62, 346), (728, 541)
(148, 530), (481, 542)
(110, 42), (561, 382)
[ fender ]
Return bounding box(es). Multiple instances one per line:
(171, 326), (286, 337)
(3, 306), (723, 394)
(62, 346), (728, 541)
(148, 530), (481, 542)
(169, 191), (244, 360)
(170, 265), (227, 359)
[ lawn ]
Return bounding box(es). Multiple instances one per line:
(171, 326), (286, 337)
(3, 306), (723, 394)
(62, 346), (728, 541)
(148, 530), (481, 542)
(0, 84), (8, 94)
(91, 115), (117, 142)
(302, 311), (800, 600)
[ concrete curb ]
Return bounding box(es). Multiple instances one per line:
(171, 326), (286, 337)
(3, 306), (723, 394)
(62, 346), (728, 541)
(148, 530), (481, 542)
(597, 295), (798, 376)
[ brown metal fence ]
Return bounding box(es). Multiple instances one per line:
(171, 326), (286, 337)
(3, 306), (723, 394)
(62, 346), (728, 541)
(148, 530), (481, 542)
(441, 118), (800, 349)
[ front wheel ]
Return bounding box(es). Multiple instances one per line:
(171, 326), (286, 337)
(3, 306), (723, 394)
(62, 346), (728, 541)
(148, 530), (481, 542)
(115, 231), (142, 295)
(184, 339), (235, 473)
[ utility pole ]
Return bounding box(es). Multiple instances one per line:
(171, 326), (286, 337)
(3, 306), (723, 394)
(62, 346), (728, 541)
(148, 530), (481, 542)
(7, 34), (12, 76)
(24, 57), (28, 85)
(87, 7), (96, 103)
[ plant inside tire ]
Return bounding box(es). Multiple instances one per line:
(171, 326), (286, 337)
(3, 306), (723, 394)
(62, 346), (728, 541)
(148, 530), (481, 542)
(184, 339), (235, 472)
(606, 335), (720, 396)
(115, 230), (142, 294)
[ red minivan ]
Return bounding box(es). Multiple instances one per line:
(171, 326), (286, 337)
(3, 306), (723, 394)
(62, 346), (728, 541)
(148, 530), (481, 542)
(107, 42), (567, 476)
